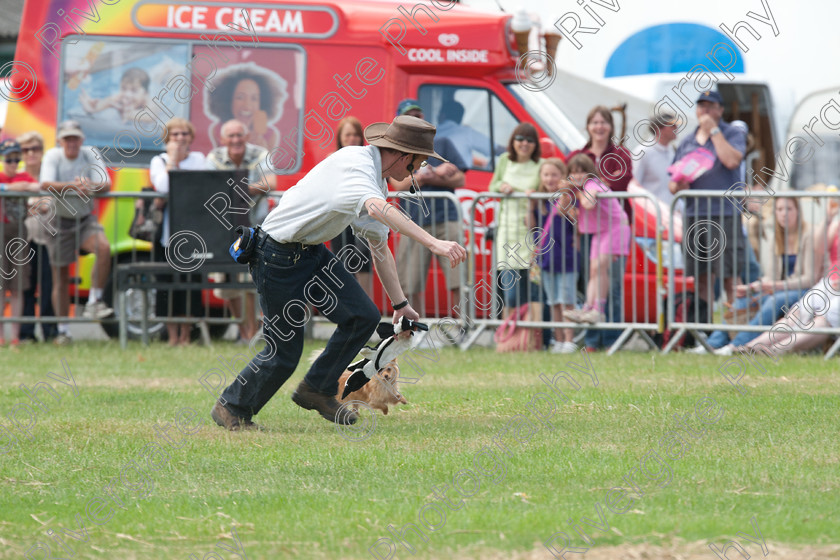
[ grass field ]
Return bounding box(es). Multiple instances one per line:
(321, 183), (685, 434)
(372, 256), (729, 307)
(1, 340), (839, 559)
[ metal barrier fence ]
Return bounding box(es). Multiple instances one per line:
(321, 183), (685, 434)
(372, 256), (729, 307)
(462, 190), (666, 354)
(0, 189), (254, 344)
(664, 190), (840, 359)
(4, 187), (839, 358)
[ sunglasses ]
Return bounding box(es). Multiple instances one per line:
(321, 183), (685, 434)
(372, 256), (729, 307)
(4, 157), (20, 164)
(21, 146), (42, 154)
(514, 135), (536, 143)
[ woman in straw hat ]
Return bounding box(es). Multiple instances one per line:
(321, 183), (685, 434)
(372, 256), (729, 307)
(211, 115), (467, 431)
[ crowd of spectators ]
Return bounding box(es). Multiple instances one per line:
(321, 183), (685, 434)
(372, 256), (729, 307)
(399, 89), (839, 356)
(1, 116), (273, 347)
(1, 122), (113, 347)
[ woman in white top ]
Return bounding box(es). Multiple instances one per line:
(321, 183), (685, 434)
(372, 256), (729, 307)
(149, 118), (206, 346)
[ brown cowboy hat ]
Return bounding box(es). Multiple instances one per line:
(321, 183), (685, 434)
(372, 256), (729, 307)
(364, 115), (447, 162)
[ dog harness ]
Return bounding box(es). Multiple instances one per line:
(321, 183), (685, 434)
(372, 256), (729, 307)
(341, 318), (428, 399)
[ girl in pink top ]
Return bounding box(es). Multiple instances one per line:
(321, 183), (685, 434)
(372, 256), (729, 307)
(565, 154), (631, 324)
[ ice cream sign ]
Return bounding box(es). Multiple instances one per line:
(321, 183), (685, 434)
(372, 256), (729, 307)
(131, 2), (339, 38)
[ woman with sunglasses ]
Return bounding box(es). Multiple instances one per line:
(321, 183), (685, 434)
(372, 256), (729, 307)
(489, 123), (543, 325)
(149, 118), (206, 346)
(18, 132), (44, 180)
(0, 139), (41, 346)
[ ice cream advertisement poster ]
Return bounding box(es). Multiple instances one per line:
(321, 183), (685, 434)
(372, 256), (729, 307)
(15, 1), (306, 158)
(57, 37), (302, 156)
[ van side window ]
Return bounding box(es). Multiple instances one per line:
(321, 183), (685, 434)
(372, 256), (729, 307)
(418, 85), (516, 172)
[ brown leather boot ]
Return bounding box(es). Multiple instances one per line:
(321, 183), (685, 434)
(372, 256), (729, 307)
(211, 401), (244, 431)
(292, 379), (358, 425)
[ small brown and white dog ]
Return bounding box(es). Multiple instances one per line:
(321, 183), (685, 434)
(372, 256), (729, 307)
(337, 359), (407, 415)
(308, 349), (408, 415)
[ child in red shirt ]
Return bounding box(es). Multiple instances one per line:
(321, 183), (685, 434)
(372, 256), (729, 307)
(0, 139), (40, 345)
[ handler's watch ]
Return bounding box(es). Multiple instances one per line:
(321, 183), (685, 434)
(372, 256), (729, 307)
(392, 299), (409, 310)
(710, 126), (721, 137)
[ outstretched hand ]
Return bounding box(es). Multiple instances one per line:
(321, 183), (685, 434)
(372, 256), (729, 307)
(78, 89), (95, 114)
(430, 239), (466, 268)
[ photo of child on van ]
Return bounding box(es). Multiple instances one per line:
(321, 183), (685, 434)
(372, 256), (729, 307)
(78, 67), (151, 124)
(204, 62), (289, 152)
(61, 40), (191, 154)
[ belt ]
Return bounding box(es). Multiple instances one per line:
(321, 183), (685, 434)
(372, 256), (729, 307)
(256, 229), (315, 252)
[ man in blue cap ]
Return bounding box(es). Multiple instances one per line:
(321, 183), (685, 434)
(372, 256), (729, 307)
(670, 90), (747, 327)
(396, 99), (424, 119)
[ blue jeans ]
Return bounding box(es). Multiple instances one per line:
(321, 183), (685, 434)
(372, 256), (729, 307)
(584, 255), (626, 349)
(706, 294), (750, 348)
(220, 238), (380, 419)
(707, 289), (807, 348)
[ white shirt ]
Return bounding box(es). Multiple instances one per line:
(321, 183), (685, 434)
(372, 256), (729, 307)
(261, 145), (389, 244)
(633, 142), (676, 208)
(40, 146), (106, 218)
(149, 151), (206, 246)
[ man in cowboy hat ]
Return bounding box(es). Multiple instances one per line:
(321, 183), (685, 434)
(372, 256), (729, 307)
(211, 115), (467, 430)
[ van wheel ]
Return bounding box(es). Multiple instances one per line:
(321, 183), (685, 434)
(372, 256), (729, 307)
(101, 253), (167, 340)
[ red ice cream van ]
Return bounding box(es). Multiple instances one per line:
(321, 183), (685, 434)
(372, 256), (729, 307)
(5, 0), (684, 334)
